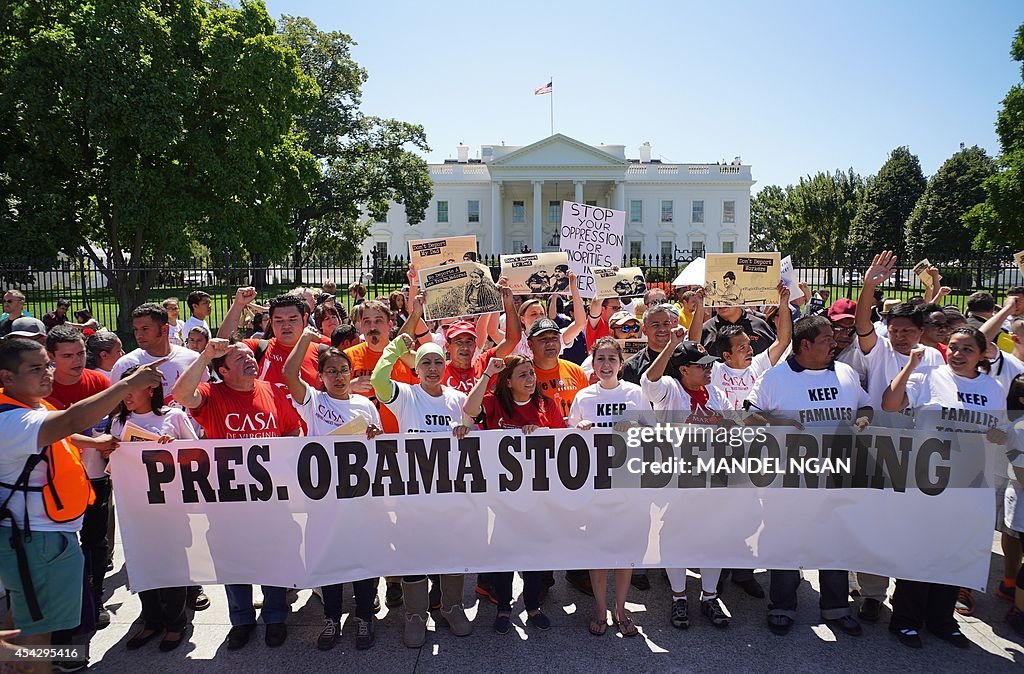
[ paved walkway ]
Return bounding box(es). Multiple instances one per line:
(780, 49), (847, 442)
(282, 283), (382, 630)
(75, 533), (1024, 672)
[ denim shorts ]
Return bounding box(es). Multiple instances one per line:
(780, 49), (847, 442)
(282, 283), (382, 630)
(0, 529), (84, 636)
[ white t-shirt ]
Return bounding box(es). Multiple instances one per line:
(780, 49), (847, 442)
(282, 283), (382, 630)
(835, 342), (868, 390)
(108, 407), (198, 480)
(293, 386), (381, 437)
(641, 374), (730, 423)
(905, 366), (1006, 434)
(183, 316), (210, 340)
(0, 405), (81, 532)
(862, 338), (944, 427)
(711, 350), (774, 411)
(383, 382), (468, 433)
(1004, 420), (1024, 532)
(568, 381), (650, 428)
(92, 368), (112, 383)
(990, 350), (1024, 396)
(111, 346), (207, 403)
(746, 357), (871, 428)
(167, 320), (185, 347)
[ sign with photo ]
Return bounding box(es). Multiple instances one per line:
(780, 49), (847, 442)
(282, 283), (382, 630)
(421, 262), (503, 321)
(912, 259), (934, 289)
(703, 253), (781, 307)
(408, 236), (479, 274)
(592, 266), (647, 299)
(559, 201), (625, 298)
(500, 251), (571, 294)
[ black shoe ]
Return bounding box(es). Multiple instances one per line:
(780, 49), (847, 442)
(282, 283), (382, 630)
(933, 629), (970, 649)
(858, 598), (882, 623)
(565, 571), (594, 597)
(96, 607), (111, 630)
(158, 630), (186, 652)
(105, 559), (114, 572)
(890, 626), (923, 649)
(527, 611), (551, 630)
(188, 591), (211, 612)
(226, 624), (255, 650)
(385, 581), (404, 608)
(767, 614), (793, 635)
(732, 577), (765, 599)
(316, 619), (340, 651)
(265, 622), (287, 648)
(52, 661), (87, 673)
(494, 613), (512, 634)
(825, 615), (863, 636)
(670, 597), (690, 629)
(630, 572), (650, 591)
(355, 617), (375, 650)
(127, 627), (163, 650)
(428, 582), (441, 611)
(701, 596), (731, 627)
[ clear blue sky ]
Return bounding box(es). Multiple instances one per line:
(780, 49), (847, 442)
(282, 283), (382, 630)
(263, 0), (1022, 191)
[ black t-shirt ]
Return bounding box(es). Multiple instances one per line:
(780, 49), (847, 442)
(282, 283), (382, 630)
(0, 317), (14, 338)
(701, 314), (775, 357)
(622, 347), (659, 385)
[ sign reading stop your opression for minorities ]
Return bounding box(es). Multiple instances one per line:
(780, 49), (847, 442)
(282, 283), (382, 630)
(559, 201), (625, 298)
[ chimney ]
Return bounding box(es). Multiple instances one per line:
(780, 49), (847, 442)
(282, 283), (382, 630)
(639, 142), (652, 163)
(457, 143), (469, 163)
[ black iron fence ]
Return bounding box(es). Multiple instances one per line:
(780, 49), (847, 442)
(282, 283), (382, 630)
(1, 251), (1020, 338)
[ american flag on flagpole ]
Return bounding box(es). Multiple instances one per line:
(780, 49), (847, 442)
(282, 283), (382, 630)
(534, 81), (552, 95)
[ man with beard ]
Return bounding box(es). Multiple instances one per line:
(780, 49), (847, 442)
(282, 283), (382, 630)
(551, 265), (570, 294)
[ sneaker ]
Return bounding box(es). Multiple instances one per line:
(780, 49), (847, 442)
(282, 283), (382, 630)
(316, 618), (340, 651)
(1006, 606), (1024, 636)
(526, 611), (551, 630)
(858, 598), (882, 623)
(670, 597), (690, 629)
(701, 596), (731, 627)
(52, 662), (87, 673)
(96, 607), (111, 630)
(997, 580), (1016, 601)
(954, 588), (974, 616)
(494, 613), (512, 634)
(889, 626), (923, 649)
(354, 617), (376, 650)
(188, 591), (211, 611)
(226, 624), (255, 650)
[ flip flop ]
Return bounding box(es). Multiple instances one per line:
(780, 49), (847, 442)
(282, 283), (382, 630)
(614, 612), (638, 637)
(588, 617), (608, 636)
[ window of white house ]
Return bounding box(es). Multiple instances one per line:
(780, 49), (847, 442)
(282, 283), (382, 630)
(691, 241), (705, 257)
(723, 200), (735, 224)
(629, 200), (643, 223)
(374, 241), (388, 257)
(512, 200), (525, 224)
(467, 200), (480, 223)
(548, 200), (561, 225)
(629, 240), (642, 259)
(660, 241), (673, 261)
(512, 239), (525, 253)
(660, 200), (673, 223)
(722, 241), (734, 253)
(692, 200), (704, 224)
(437, 200), (448, 223)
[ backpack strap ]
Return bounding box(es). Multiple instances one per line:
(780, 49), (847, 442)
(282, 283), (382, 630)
(254, 339), (270, 366)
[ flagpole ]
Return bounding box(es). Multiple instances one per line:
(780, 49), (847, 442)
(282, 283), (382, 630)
(549, 76), (554, 135)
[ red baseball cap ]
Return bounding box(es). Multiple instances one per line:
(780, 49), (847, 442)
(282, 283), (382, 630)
(828, 298), (857, 321)
(444, 321), (477, 341)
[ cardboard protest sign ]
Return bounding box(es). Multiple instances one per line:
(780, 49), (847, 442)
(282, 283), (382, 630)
(592, 266), (647, 299)
(559, 202), (625, 298)
(912, 259), (933, 289)
(120, 421), (161, 443)
(408, 236), (479, 274)
(779, 255), (806, 301)
(421, 262), (502, 321)
(500, 252), (571, 294)
(618, 339), (648, 358)
(1014, 251), (1024, 277)
(703, 253), (781, 307)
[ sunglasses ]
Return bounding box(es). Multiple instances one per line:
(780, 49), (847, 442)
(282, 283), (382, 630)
(687, 362), (714, 370)
(615, 324), (641, 333)
(831, 325), (856, 335)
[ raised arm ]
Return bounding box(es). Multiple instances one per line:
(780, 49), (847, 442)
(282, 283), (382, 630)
(645, 326), (687, 382)
(283, 328), (319, 402)
(560, 271), (587, 345)
(980, 296), (1022, 344)
(881, 347), (924, 411)
(493, 279), (521, 358)
(856, 250), (896, 354)
(398, 291), (431, 346)
(173, 339), (228, 409)
(687, 288), (706, 341)
(462, 357), (504, 421)
(371, 334), (413, 403)
(218, 287), (257, 339)
(767, 284), (792, 365)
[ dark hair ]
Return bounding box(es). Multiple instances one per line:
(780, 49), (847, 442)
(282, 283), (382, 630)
(317, 347), (352, 375)
(86, 330), (120, 369)
(268, 294), (308, 320)
(331, 324), (358, 348)
(492, 354), (549, 421)
(590, 336), (624, 362)
(966, 292), (996, 315)
(75, 308), (92, 322)
(723, 271), (736, 281)
(914, 302), (943, 317)
(114, 365), (166, 426)
(251, 311), (267, 334)
(186, 290), (211, 312)
(942, 306), (966, 323)
(313, 305), (341, 333)
(0, 338), (44, 373)
(887, 303), (923, 328)
(131, 302), (168, 326)
(45, 325), (84, 353)
(715, 325), (748, 357)
(1008, 373), (1024, 421)
(210, 336), (242, 377)
(948, 326), (991, 374)
(792, 315), (832, 355)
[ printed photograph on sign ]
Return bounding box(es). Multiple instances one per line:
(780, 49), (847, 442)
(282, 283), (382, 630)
(703, 253), (781, 307)
(592, 266), (647, 299)
(559, 201), (625, 298)
(407, 235), (479, 273)
(500, 251), (571, 294)
(1014, 250), (1024, 276)
(421, 262), (503, 320)
(912, 259), (933, 288)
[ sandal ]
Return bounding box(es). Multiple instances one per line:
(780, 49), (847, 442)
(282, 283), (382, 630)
(614, 611), (638, 637)
(588, 617), (608, 636)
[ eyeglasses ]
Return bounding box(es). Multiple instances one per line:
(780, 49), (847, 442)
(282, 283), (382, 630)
(688, 362), (714, 370)
(322, 368), (351, 377)
(831, 325), (856, 335)
(615, 324), (641, 333)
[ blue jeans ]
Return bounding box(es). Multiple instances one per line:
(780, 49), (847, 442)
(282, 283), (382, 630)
(225, 584), (288, 626)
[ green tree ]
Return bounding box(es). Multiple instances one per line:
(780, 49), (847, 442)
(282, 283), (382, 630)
(965, 24), (1024, 252)
(846, 147), (926, 259)
(277, 16), (432, 284)
(0, 0), (317, 335)
(749, 185), (789, 252)
(784, 170), (863, 277)
(904, 146), (996, 260)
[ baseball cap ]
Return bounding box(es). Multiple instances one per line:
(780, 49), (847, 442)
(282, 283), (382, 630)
(444, 321), (477, 341)
(414, 342), (445, 368)
(669, 340), (719, 368)
(56, 298), (71, 308)
(827, 298), (857, 322)
(527, 318), (561, 339)
(6, 317), (47, 339)
(609, 310), (638, 328)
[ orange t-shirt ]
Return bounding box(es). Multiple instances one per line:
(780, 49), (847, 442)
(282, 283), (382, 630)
(244, 338), (321, 388)
(534, 359), (589, 420)
(344, 341), (418, 433)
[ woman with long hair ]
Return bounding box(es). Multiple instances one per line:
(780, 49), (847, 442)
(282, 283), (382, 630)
(389, 290), (410, 324)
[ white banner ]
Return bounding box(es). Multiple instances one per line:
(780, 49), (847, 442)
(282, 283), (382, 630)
(559, 202), (625, 298)
(110, 428), (994, 592)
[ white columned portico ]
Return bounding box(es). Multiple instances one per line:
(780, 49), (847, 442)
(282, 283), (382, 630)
(490, 180), (502, 255)
(613, 180), (625, 212)
(532, 180), (543, 253)
(574, 180), (584, 204)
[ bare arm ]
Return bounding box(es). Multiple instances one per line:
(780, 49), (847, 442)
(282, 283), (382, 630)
(645, 327), (687, 382)
(218, 287), (257, 339)
(463, 358), (504, 421)
(173, 340), (228, 409)
(881, 347), (924, 412)
(560, 271), (587, 345)
(767, 284), (792, 365)
(687, 289), (706, 342)
(493, 279), (521, 358)
(980, 297), (1021, 344)
(283, 328), (319, 402)
(856, 250), (895, 354)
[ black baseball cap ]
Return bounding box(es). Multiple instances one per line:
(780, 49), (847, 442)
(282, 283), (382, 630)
(527, 318), (560, 339)
(670, 340), (719, 368)
(57, 298), (71, 307)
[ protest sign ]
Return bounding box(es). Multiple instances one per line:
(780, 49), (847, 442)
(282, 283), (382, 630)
(618, 339), (648, 358)
(593, 266), (647, 299)
(408, 236), (479, 274)
(913, 259), (934, 289)
(703, 253), (781, 307)
(1014, 250), (1024, 277)
(110, 426), (994, 592)
(120, 421), (161, 443)
(672, 257), (705, 287)
(559, 202), (625, 298)
(779, 256), (805, 301)
(500, 252), (571, 294)
(421, 262), (502, 320)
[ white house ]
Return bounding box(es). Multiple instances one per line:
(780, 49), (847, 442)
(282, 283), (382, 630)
(363, 133), (754, 260)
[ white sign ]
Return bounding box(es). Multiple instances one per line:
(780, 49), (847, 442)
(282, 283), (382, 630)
(559, 202), (625, 298)
(780, 256), (805, 301)
(110, 428), (993, 592)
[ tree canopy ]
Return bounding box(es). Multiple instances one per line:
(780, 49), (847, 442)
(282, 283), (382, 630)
(846, 146), (926, 259)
